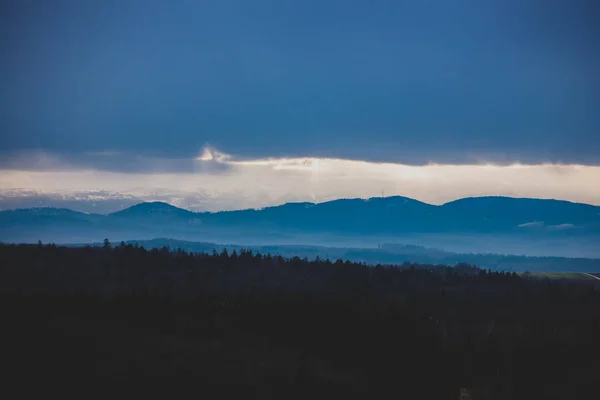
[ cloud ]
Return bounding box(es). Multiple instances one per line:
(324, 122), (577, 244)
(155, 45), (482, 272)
(517, 222), (578, 230)
(548, 224), (576, 230)
(1, 147), (599, 210)
(517, 221), (544, 228)
(197, 148), (231, 163)
(0, 150), (233, 174)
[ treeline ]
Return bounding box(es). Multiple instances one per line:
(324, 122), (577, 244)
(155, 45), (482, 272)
(91, 238), (600, 273)
(1, 240), (520, 297)
(1, 241), (599, 399)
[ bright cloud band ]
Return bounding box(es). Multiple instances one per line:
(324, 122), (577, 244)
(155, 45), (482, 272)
(0, 148), (599, 211)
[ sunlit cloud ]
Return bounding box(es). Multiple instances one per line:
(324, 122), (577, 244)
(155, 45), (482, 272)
(197, 147), (231, 162)
(1, 147), (600, 211)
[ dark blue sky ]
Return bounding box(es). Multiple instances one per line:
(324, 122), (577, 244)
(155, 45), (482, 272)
(1, 0), (599, 169)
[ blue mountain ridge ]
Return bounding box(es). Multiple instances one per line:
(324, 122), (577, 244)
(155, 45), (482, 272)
(1, 196), (599, 237)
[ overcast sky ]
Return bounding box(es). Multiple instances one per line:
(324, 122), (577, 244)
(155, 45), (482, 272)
(1, 0), (599, 207)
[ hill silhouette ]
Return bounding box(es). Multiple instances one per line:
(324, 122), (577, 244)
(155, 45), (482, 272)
(110, 201), (196, 222)
(1, 196), (599, 255)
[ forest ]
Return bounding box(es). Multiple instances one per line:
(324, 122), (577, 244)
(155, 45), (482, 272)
(1, 241), (599, 399)
(99, 238), (600, 273)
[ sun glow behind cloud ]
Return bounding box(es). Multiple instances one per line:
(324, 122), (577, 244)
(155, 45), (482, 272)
(0, 147), (599, 211)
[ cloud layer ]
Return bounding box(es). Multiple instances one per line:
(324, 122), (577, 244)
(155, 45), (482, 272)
(1, 148), (599, 211)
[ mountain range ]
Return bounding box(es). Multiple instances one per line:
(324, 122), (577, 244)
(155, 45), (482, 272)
(1, 196), (599, 257)
(0, 188), (298, 213)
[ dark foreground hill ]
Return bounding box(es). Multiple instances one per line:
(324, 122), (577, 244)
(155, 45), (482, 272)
(2, 243), (600, 398)
(1, 196), (599, 257)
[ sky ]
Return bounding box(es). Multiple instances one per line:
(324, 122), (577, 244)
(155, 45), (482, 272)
(1, 0), (599, 209)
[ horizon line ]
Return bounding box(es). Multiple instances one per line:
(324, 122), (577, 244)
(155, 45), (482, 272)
(1, 194), (597, 215)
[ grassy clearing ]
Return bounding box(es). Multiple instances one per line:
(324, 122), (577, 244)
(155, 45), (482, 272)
(527, 272), (597, 280)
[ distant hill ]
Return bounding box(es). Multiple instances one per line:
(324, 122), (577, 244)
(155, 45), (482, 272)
(441, 196), (600, 231)
(0, 189), (141, 214)
(71, 238), (600, 273)
(110, 201), (197, 221)
(1, 196), (599, 256)
(0, 188), (275, 213)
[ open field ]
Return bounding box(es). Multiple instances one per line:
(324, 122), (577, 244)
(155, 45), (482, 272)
(527, 272), (600, 280)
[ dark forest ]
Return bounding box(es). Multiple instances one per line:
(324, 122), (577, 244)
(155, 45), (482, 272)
(1, 241), (599, 399)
